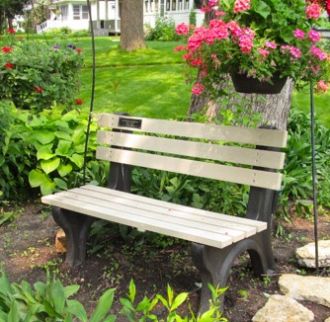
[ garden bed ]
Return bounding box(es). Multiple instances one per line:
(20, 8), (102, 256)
(0, 202), (329, 321)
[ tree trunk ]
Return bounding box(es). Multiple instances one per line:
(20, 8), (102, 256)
(120, 0), (145, 51)
(188, 77), (293, 131)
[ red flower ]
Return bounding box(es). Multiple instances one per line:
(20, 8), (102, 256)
(7, 28), (16, 34)
(1, 46), (13, 54)
(34, 86), (44, 93)
(75, 48), (82, 54)
(4, 62), (14, 70)
(74, 98), (83, 105)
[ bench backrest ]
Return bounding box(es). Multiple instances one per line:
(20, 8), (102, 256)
(96, 114), (287, 191)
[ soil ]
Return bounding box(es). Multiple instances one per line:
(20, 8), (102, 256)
(0, 201), (329, 321)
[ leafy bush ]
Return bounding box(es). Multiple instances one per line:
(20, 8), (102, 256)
(0, 269), (227, 322)
(145, 17), (179, 41)
(0, 103), (108, 199)
(0, 100), (36, 200)
(281, 108), (330, 215)
(0, 36), (83, 112)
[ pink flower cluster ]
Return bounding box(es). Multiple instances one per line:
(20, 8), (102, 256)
(310, 45), (327, 60)
(176, 23), (189, 36)
(281, 45), (302, 59)
(234, 0), (251, 13)
(306, 3), (322, 19)
(316, 80), (329, 92)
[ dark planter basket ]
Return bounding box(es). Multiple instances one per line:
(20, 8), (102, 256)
(231, 73), (287, 94)
(194, 0), (203, 9)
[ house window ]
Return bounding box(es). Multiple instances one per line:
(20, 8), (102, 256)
(73, 5), (80, 19)
(82, 5), (89, 19)
(61, 5), (68, 20)
(172, 0), (176, 10)
(145, 0), (149, 12)
(73, 5), (89, 20)
(166, 0), (170, 11)
(184, 0), (189, 9)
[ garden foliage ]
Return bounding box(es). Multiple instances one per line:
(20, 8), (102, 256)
(0, 32), (83, 112)
(145, 17), (179, 41)
(0, 269), (227, 322)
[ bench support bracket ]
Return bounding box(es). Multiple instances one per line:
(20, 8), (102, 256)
(52, 207), (94, 267)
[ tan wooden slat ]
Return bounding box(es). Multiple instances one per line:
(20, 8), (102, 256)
(81, 185), (266, 232)
(97, 113), (287, 148)
(41, 194), (234, 248)
(55, 190), (247, 242)
(96, 147), (283, 190)
(67, 187), (258, 237)
(97, 131), (285, 169)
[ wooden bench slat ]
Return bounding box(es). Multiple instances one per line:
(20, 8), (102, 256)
(98, 114), (287, 148)
(97, 131), (285, 170)
(80, 185), (266, 232)
(96, 147), (283, 191)
(67, 187), (258, 238)
(55, 190), (249, 241)
(42, 193), (236, 248)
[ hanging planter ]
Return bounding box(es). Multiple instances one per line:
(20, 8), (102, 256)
(194, 0), (203, 9)
(175, 0), (330, 97)
(230, 73), (287, 95)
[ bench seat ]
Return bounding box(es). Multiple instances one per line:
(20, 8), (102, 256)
(42, 184), (267, 249)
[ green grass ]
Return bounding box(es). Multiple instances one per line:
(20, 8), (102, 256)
(4, 35), (330, 125)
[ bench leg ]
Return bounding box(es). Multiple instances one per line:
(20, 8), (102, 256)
(52, 207), (94, 267)
(192, 233), (274, 313)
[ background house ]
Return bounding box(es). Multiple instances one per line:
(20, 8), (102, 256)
(36, 0), (204, 34)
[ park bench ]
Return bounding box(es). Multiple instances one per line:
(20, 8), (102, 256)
(41, 113), (287, 311)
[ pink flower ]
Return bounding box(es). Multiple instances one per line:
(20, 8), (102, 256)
(310, 45), (327, 60)
(192, 82), (205, 96)
(176, 23), (189, 36)
(306, 3), (322, 19)
(280, 45), (291, 53)
(227, 21), (242, 38)
(239, 35), (253, 53)
(290, 46), (302, 59)
(258, 48), (270, 57)
(190, 58), (203, 66)
(265, 41), (277, 49)
(316, 80), (329, 92)
(208, 0), (218, 7)
(234, 0), (251, 13)
(308, 30), (320, 42)
(174, 45), (186, 52)
(293, 29), (305, 39)
(215, 10), (226, 17)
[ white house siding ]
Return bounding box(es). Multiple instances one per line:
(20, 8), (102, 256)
(37, 0), (204, 34)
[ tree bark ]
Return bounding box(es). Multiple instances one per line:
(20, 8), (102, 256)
(188, 76), (293, 131)
(120, 0), (145, 51)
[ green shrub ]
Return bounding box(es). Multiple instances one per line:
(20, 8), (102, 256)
(145, 17), (179, 41)
(0, 269), (227, 321)
(0, 37), (83, 112)
(0, 103), (108, 199)
(281, 108), (330, 216)
(0, 101), (36, 200)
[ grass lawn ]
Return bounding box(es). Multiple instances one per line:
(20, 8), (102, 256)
(7, 35), (330, 125)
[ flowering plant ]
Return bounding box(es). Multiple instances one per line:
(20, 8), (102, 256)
(176, 0), (330, 96)
(0, 29), (84, 112)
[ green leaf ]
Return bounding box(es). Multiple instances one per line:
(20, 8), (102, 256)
(103, 315), (117, 322)
(56, 140), (72, 156)
(37, 145), (55, 160)
(58, 163), (73, 177)
(54, 178), (68, 190)
(171, 292), (188, 311)
(40, 179), (56, 196)
(40, 158), (61, 174)
(69, 154), (84, 168)
(253, 0), (271, 18)
(90, 288), (115, 322)
(8, 300), (19, 322)
(67, 300), (88, 322)
(49, 280), (66, 314)
(128, 279), (136, 303)
(29, 170), (49, 188)
(34, 131), (56, 145)
(64, 284), (80, 298)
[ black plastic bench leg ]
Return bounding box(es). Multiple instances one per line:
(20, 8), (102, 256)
(52, 207), (94, 267)
(192, 234), (271, 313)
